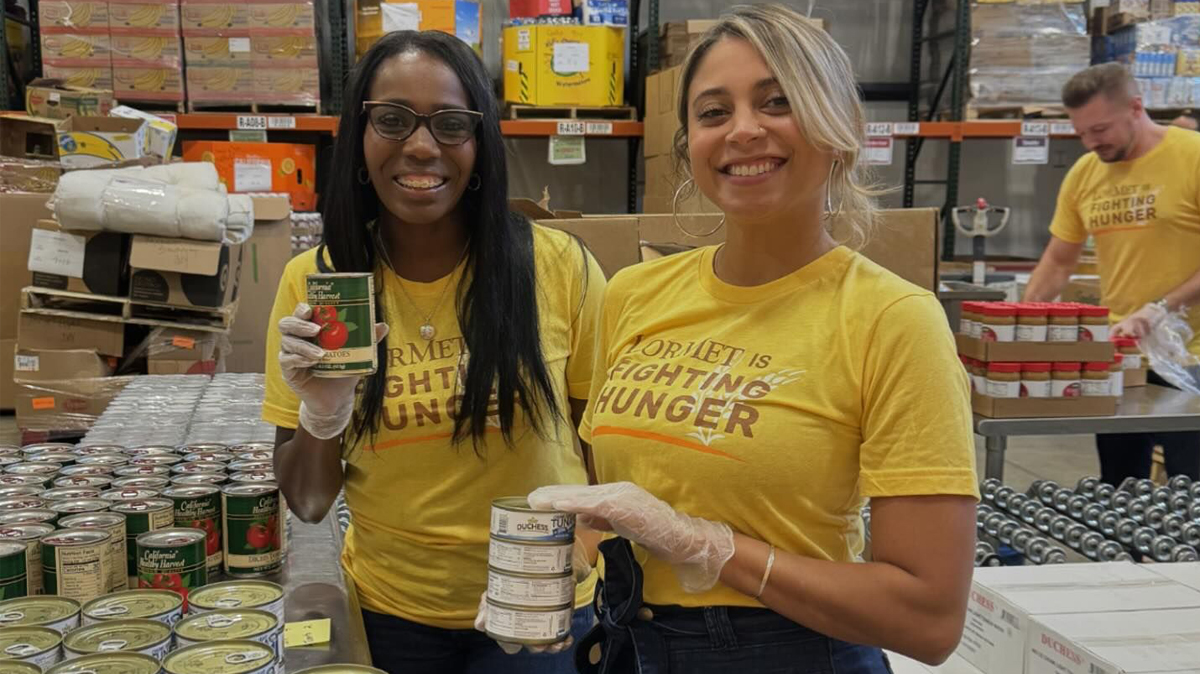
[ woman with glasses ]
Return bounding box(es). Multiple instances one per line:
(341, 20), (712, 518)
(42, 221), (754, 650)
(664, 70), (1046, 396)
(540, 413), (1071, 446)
(263, 31), (604, 674)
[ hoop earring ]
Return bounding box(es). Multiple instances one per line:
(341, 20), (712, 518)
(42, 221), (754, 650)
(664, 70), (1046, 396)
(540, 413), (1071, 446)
(824, 161), (845, 220)
(357, 167), (371, 185)
(672, 178), (724, 237)
(467, 173), (481, 191)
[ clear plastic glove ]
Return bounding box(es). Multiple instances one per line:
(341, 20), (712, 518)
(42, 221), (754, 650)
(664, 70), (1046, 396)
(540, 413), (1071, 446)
(529, 482), (735, 594)
(1139, 307), (1200, 395)
(278, 302), (388, 440)
(1112, 302), (1169, 340)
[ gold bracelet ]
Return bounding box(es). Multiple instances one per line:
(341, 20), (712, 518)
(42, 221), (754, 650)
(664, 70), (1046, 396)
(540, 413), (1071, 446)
(754, 544), (776, 599)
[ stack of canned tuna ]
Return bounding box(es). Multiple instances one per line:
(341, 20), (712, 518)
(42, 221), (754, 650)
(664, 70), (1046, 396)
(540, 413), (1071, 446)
(485, 497), (577, 648)
(0, 439), (313, 674)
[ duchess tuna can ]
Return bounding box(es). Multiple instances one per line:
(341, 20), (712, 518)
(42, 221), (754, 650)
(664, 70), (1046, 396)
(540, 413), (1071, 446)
(483, 600), (573, 646)
(163, 486), (222, 573)
(62, 618), (173, 661)
(488, 537), (573, 575)
(486, 568), (574, 608)
(111, 499), (174, 587)
(163, 639), (275, 674)
(53, 475), (113, 490)
(174, 609), (282, 673)
(40, 529), (112, 604)
(221, 484), (282, 577)
(188, 581), (284, 622)
(111, 477), (171, 491)
(58, 513), (128, 594)
(46, 651), (161, 674)
(28, 453), (75, 467)
(491, 497), (575, 544)
(136, 528), (208, 611)
(306, 273), (378, 376)
(82, 589), (184, 627)
(0, 524), (54, 595)
(0, 657), (40, 674)
(0, 510), (56, 526)
(0, 540), (29, 600)
(0, 596), (81, 632)
(0, 624), (62, 669)
(293, 667), (388, 674)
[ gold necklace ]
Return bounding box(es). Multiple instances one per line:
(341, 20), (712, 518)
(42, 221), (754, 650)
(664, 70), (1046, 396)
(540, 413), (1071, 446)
(375, 226), (470, 341)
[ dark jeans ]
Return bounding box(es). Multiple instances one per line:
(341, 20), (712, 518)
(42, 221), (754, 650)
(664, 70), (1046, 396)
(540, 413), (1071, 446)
(576, 538), (893, 674)
(362, 605), (596, 674)
(1096, 371), (1200, 485)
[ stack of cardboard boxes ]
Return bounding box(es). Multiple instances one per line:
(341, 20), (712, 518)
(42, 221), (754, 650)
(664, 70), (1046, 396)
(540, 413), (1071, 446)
(354, 0), (482, 60)
(1093, 14), (1200, 109)
(641, 65), (715, 215)
(39, 0), (115, 92)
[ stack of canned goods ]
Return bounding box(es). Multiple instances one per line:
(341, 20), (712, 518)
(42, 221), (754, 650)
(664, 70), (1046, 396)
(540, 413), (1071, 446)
(184, 374), (276, 446)
(485, 497), (577, 647)
(81, 377), (209, 448)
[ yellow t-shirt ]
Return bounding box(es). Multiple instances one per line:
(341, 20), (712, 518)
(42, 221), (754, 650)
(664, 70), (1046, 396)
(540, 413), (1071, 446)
(580, 245), (979, 609)
(1050, 126), (1200, 354)
(263, 224), (604, 629)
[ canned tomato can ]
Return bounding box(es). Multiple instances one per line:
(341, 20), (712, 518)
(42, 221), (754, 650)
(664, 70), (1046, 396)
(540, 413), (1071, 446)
(40, 528), (112, 603)
(163, 487), (222, 574)
(0, 595), (81, 632)
(184, 452), (234, 465)
(227, 444), (273, 455)
(490, 497), (576, 544)
(52, 475), (113, 490)
(229, 472), (275, 485)
(124, 446), (177, 458)
(306, 273), (378, 376)
(172, 462), (227, 477)
(83, 589), (184, 627)
(486, 568), (574, 608)
(46, 651), (161, 674)
(484, 599), (573, 646)
(58, 513), (128, 594)
(110, 499), (175, 587)
(233, 451), (272, 463)
(48, 499), (112, 522)
(62, 618), (173, 661)
(175, 609), (282, 669)
(0, 486), (41, 499)
(113, 465), (171, 479)
(0, 497), (48, 512)
(222, 484), (281, 577)
(59, 466), (115, 479)
(0, 524), (54, 595)
(0, 624), (62, 669)
(0, 475), (50, 489)
(74, 445), (126, 456)
(76, 455), (129, 470)
(163, 639), (275, 674)
(181, 444), (228, 454)
(0, 510), (56, 526)
(21, 443), (72, 456)
(136, 528), (208, 611)
(112, 477), (172, 492)
(226, 461), (271, 474)
(5, 463), (60, 481)
(102, 489), (161, 503)
(27, 453), (76, 468)
(188, 581), (284, 622)
(172, 474), (228, 488)
(0, 540), (29, 600)
(41, 488), (102, 502)
(488, 537), (573, 575)
(130, 455), (182, 468)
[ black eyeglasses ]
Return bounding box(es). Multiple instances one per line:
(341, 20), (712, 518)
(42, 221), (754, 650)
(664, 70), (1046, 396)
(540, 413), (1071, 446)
(363, 101), (483, 146)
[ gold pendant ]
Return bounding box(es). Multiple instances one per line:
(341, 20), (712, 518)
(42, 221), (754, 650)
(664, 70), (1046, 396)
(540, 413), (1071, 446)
(419, 323), (436, 340)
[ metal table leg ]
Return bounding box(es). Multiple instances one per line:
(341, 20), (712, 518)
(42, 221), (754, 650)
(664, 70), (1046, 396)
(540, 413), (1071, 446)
(985, 435), (1007, 481)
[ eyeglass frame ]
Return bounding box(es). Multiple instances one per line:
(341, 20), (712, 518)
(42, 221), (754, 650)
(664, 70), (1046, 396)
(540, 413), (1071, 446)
(361, 101), (484, 146)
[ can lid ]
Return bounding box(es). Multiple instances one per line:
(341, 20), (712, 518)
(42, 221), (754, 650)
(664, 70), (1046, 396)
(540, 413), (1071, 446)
(1053, 362), (1082, 372)
(986, 362), (1021, 373)
(221, 482), (279, 496)
(59, 512), (124, 528)
(1021, 362), (1052, 373)
(176, 608), (277, 641)
(1047, 304), (1080, 317)
(0, 659), (40, 674)
(0, 625), (61, 654)
(84, 590), (182, 620)
(190, 580), (284, 610)
(48, 498), (111, 514)
(45, 651), (161, 674)
(0, 596), (81, 626)
(137, 527), (207, 547)
(42, 527), (111, 546)
(1077, 305), (1110, 317)
(162, 485), (221, 498)
(1084, 361), (1112, 371)
(163, 639), (275, 673)
(0, 523), (56, 538)
(111, 498), (173, 513)
(0, 540), (27, 555)
(64, 618), (171, 653)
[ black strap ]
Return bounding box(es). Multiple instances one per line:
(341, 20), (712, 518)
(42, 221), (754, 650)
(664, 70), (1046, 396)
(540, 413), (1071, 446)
(315, 244), (333, 273)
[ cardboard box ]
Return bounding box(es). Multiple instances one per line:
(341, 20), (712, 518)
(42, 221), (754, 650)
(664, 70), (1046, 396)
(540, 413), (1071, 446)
(13, 347), (113, 381)
(180, 2), (251, 32)
(185, 36), (254, 63)
(1146, 562), (1200, 591)
(110, 33), (183, 63)
(956, 334), (1116, 363)
(0, 193), (54, 339)
(251, 34), (318, 64)
(41, 65), (115, 92)
(0, 116), (65, 162)
(128, 236), (244, 309)
(580, 0), (630, 27)
(0, 157), (63, 193)
(185, 66), (256, 102)
(181, 140), (317, 211)
(146, 328), (226, 375)
(109, 1), (183, 31)
(109, 105), (178, 160)
(28, 219), (130, 297)
(1027, 608), (1200, 674)
(17, 312), (126, 357)
(503, 25), (625, 107)
(111, 65), (186, 102)
(40, 32), (112, 63)
(56, 116), (149, 168)
(1125, 366), (1149, 387)
(1060, 277), (1102, 305)
(972, 390), (1119, 418)
(253, 67), (320, 106)
(509, 0), (572, 17)
(39, 1), (111, 29)
(248, 3), (316, 30)
(24, 79), (115, 118)
(15, 375), (133, 432)
(958, 562), (1200, 674)
(0, 339), (14, 410)
(226, 196), (293, 373)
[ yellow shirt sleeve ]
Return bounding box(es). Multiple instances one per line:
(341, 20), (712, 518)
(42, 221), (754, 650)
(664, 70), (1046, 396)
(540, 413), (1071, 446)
(858, 294), (980, 499)
(1050, 159), (1088, 244)
(565, 245), (607, 400)
(261, 253), (312, 430)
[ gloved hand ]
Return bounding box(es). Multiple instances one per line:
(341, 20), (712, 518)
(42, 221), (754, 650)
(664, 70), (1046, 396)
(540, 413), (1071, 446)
(529, 482), (735, 593)
(1113, 302), (1169, 340)
(278, 302), (388, 440)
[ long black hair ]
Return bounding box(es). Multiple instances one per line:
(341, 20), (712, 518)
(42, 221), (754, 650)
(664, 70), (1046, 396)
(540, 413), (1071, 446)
(321, 30), (560, 450)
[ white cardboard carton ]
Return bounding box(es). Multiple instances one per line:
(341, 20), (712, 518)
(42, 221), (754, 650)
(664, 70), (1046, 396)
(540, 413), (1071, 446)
(958, 563), (1200, 674)
(887, 653), (986, 674)
(1027, 607), (1200, 674)
(1144, 562), (1200, 593)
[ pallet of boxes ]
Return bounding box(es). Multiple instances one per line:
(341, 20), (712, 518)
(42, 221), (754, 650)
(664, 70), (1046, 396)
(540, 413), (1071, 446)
(1092, 6), (1200, 114)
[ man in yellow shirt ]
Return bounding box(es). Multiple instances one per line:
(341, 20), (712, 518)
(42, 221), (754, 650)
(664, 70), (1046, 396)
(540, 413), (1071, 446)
(1025, 63), (1200, 485)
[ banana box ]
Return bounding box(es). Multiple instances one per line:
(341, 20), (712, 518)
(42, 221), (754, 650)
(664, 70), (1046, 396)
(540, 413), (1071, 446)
(248, 3), (316, 30)
(55, 115), (150, 168)
(42, 64), (115, 91)
(502, 25), (625, 106)
(109, 1), (183, 31)
(25, 78), (115, 119)
(251, 35), (318, 65)
(182, 140), (317, 210)
(40, 32), (112, 65)
(1178, 48), (1200, 75)
(181, 2), (251, 32)
(254, 67), (320, 106)
(184, 36), (254, 63)
(113, 65), (185, 101)
(186, 66), (256, 102)
(110, 105), (178, 159)
(40, 1), (110, 29)
(111, 33), (183, 65)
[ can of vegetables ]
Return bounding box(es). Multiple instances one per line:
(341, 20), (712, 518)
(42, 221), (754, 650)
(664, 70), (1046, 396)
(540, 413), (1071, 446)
(163, 486), (223, 574)
(305, 273), (377, 377)
(221, 484), (282, 577)
(136, 528), (208, 611)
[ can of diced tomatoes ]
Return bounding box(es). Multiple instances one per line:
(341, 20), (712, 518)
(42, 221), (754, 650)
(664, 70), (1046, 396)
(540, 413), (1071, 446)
(163, 486), (223, 574)
(305, 273), (378, 377)
(111, 498), (175, 589)
(221, 484), (282, 577)
(136, 528), (208, 611)
(59, 512), (128, 594)
(82, 588), (184, 627)
(0, 540), (29, 600)
(40, 528), (112, 604)
(0, 523), (54, 595)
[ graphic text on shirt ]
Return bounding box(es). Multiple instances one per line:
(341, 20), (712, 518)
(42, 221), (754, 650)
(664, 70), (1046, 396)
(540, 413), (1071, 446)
(1085, 183), (1161, 234)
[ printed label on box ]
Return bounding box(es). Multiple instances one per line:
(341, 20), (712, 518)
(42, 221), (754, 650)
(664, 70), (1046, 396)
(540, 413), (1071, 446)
(31, 397), (56, 411)
(381, 3), (420, 32)
(518, 29), (532, 51)
(14, 355), (39, 373)
(28, 229), (86, 278)
(234, 158), (273, 192)
(552, 43), (590, 73)
(229, 37), (251, 53)
(548, 136), (586, 165)
(172, 336), (196, 349)
(1012, 136), (1049, 165)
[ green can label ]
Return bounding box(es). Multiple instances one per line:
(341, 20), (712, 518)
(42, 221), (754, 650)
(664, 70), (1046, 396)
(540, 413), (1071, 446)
(0, 541), (28, 600)
(165, 487), (223, 572)
(306, 273), (378, 376)
(222, 486), (282, 577)
(112, 499), (174, 581)
(136, 528), (208, 612)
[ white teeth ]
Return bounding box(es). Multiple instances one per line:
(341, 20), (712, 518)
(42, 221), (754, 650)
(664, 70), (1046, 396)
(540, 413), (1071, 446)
(397, 177), (444, 189)
(727, 161), (778, 177)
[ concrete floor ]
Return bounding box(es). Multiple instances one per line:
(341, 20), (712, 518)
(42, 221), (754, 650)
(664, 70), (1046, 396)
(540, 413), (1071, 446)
(0, 413), (1100, 489)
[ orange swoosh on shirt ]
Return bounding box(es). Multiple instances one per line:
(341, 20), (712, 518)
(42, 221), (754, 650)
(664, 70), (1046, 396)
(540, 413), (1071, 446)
(592, 426), (745, 463)
(368, 427), (501, 452)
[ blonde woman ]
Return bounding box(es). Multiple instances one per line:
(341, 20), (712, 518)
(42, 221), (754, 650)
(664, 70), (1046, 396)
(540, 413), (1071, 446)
(526, 6), (978, 671)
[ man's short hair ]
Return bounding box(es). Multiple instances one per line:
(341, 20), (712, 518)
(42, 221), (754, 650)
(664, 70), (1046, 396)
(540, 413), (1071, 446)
(1062, 63), (1138, 109)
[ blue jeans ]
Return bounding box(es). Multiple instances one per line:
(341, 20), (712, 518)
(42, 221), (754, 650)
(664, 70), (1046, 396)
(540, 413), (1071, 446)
(576, 538), (893, 674)
(362, 605), (596, 674)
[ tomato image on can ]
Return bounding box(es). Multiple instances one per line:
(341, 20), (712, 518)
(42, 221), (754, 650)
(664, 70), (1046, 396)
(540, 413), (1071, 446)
(306, 273), (378, 377)
(136, 528), (208, 611)
(163, 486), (223, 574)
(222, 483), (282, 577)
(111, 498), (174, 589)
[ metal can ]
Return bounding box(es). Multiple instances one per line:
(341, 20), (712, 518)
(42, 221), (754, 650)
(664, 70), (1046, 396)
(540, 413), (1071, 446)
(74, 445), (127, 456)
(292, 667), (388, 674)
(112, 477), (172, 492)
(483, 600), (572, 646)
(113, 465), (171, 479)
(0, 511), (56, 527)
(59, 466), (115, 478)
(221, 484), (281, 577)
(0, 540), (29, 600)
(491, 497), (576, 544)
(130, 456), (183, 468)
(0, 457), (18, 469)
(227, 444), (273, 455)
(487, 568), (574, 608)
(163, 487), (222, 574)
(226, 461), (271, 474)
(171, 474), (228, 488)
(83, 589), (184, 627)
(48, 499), (112, 522)
(0, 487), (41, 499)
(0, 475), (50, 490)
(5, 463), (60, 483)
(233, 452), (272, 463)
(0, 596), (81, 632)
(188, 581), (284, 623)
(175, 609), (282, 670)
(124, 446), (177, 458)
(110, 499), (174, 588)
(0, 524), (54, 595)
(229, 472), (275, 485)
(63, 618), (173, 661)
(306, 272), (379, 376)
(488, 537), (573, 575)
(184, 452), (234, 465)
(40, 528), (112, 603)
(27, 453), (76, 468)
(76, 455), (129, 470)
(0, 657), (41, 674)
(52, 475), (113, 490)
(173, 462), (227, 477)
(59, 513), (128, 594)
(46, 651), (161, 674)
(20, 443), (72, 456)
(181, 444), (228, 453)
(0, 497), (48, 512)
(163, 640), (275, 674)
(0, 625), (62, 669)
(136, 529), (208, 611)
(102, 489), (161, 503)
